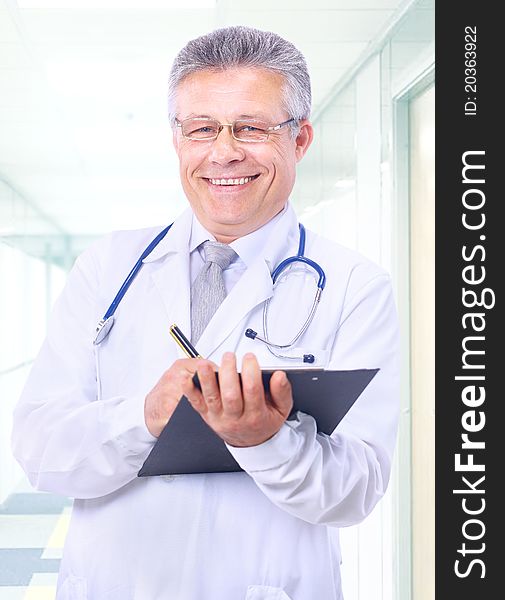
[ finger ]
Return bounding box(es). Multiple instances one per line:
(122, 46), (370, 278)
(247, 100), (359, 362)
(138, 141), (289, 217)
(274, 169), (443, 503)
(218, 352), (243, 417)
(168, 357), (201, 388)
(167, 357), (198, 379)
(269, 371), (293, 418)
(196, 360), (222, 414)
(181, 368), (206, 414)
(166, 358), (200, 402)
(240, 353), (265, 413)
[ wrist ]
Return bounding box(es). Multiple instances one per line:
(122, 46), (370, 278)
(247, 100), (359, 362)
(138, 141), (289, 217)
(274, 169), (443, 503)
(222, 429), (278, 448)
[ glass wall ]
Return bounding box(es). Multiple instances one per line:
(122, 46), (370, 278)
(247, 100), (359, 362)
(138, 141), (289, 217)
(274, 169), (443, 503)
(289, 2), (434, 598)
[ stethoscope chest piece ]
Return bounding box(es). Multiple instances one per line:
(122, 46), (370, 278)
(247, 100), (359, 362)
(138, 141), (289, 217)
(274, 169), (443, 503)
(94, 316), (115, 345)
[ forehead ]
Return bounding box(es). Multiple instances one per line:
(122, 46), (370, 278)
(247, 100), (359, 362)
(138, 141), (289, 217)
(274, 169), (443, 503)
(175, 67), (286, 120)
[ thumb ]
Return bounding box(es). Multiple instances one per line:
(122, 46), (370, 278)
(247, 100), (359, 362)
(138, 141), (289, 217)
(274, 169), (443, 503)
(269, 371), (293, 418)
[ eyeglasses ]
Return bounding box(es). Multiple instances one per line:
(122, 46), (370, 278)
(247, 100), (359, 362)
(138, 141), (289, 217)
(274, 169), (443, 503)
(175, 117), (296, 143)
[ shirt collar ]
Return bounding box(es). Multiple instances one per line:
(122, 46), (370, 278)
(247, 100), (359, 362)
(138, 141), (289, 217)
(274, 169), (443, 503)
(189, 214), (216, 254)
(189, 205), (288, 267)
(144, 203), (298, 266)
(229, 205), (287, 267)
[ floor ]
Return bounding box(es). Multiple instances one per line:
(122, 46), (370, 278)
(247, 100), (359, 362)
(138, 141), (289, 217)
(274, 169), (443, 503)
(0, 478), (71, 600)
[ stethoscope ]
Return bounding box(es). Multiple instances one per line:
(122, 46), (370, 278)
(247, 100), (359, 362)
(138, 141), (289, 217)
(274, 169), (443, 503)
(94, 223), (326, 364)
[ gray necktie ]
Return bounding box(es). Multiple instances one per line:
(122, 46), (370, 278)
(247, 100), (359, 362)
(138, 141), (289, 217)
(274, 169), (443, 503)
(190, 240), (237, 344)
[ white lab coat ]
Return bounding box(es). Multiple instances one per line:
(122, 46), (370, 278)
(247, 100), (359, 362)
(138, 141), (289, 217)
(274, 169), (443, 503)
(12, 204), (400, 600)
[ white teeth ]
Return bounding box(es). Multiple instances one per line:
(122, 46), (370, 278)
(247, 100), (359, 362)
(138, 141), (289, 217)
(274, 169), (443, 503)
(209, 176), (256, 186)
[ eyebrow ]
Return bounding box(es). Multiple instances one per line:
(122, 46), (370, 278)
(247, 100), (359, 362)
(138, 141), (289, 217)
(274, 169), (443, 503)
(183, 113), (213, 119)
(237, 114), (269, 121)
(181, 113), (270, 121)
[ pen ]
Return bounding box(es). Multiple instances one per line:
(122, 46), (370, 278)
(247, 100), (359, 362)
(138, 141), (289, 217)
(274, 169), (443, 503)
(169, 324), (202, 359)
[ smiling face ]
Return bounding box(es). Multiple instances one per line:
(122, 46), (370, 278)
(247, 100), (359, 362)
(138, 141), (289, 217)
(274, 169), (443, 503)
(172, 67), (313, 242)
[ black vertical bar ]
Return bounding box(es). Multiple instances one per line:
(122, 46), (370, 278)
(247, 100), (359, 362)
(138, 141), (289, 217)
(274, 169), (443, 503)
(436, 2), (500, 597)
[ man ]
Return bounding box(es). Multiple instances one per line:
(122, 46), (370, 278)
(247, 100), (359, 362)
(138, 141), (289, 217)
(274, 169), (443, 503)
(12, 26), (399, 600)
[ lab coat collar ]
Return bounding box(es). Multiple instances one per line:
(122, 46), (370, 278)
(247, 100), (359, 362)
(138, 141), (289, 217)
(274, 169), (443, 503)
(142, 208), (193, 263)
(258, 202), (299, 275)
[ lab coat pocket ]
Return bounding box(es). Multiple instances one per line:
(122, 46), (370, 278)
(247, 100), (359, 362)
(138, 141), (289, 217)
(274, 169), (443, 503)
(57, 574), (87, 600)
(245, 585), (293, 600)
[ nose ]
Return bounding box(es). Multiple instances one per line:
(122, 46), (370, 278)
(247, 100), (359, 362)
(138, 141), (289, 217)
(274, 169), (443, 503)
(207, 124), (246, 165)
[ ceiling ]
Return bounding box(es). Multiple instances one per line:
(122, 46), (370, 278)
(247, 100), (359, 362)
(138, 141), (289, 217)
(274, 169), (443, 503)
(0, 0), (415, 239)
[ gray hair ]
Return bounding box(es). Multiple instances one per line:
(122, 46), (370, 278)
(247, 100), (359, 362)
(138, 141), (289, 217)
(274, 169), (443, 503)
(167, 26), (311, 129)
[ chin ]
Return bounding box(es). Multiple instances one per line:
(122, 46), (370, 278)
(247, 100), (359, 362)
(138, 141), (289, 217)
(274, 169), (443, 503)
(211, 216), (251, 231)
(207, 206), (253, 225)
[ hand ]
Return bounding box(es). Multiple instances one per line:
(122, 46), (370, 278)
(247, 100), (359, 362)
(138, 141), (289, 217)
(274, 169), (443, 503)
(183, 352), (293, 447)
(144, 358), (201, 438)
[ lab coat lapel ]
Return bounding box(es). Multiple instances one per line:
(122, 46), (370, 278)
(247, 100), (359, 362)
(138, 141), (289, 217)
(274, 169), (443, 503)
(149, 254), (191, 336)
(143, 209), (192, 337)
(196, 258), (274, 358)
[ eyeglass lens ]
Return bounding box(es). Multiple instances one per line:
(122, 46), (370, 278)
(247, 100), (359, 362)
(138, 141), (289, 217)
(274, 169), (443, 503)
(181, 119), (270, 142)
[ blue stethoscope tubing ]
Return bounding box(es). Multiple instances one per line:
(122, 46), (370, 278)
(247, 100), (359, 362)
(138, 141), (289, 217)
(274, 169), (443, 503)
(93, 223), (326, 363)
(244, 224), (326, 363)
(93, 224), (173, 345)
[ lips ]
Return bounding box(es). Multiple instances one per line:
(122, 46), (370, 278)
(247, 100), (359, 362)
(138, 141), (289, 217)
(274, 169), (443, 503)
(205, 174), (260, 186)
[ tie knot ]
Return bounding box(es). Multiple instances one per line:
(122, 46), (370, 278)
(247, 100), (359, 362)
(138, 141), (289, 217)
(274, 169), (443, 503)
(202, 240), (237, 270)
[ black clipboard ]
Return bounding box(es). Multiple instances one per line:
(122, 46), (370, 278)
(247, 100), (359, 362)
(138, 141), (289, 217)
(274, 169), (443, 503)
(138, 368), (379, 477)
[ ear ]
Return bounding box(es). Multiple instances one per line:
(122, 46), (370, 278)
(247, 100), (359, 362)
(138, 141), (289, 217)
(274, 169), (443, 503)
(294, 120), (314, 162)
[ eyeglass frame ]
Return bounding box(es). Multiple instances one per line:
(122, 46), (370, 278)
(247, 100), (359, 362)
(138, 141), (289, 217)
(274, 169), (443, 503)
(174, 116), (297, 143)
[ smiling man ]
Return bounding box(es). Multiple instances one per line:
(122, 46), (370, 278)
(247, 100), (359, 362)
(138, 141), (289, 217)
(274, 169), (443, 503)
(172, 67), (312, 242)
(12, 26), (400, 600)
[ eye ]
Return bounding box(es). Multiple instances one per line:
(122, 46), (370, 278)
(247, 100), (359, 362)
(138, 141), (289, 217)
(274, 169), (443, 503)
(182, 120), (219, 138)
(195, 126), (216, 134)
(237, 123), (267, 133)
